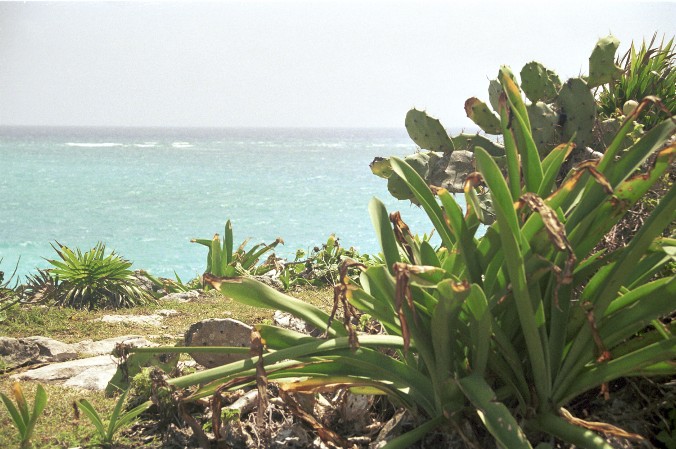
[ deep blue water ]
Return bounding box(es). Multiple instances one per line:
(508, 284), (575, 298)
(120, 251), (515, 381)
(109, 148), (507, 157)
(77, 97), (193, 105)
(0, 127), (457, 280)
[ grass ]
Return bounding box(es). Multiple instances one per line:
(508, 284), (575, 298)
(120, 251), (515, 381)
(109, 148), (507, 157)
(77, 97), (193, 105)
(0, 285), (334, 448)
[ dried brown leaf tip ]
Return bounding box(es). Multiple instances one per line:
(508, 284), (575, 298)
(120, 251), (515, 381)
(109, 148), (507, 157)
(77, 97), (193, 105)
(202, 272), (242, 290)
(393, 262), (425, 354)
(250, 329), (269, 429)
(518, 193), (577, 306)
(389, 211), (415, 262)
(278, 388), (351, 449)
(573, 160), (613, 194)
(326, 260), (366, 349)
(463, 172), (486, 193)
(560, 407), (645, 442)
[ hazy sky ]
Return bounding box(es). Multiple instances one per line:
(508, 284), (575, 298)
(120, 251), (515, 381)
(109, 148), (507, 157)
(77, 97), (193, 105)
(0, 1), (674, 128)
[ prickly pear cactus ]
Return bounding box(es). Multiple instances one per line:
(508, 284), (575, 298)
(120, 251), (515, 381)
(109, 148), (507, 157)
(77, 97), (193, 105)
(404, 109), (454, 152)
(386, 152), (438, 201)
(488, 79), (503, 112)
(373, 35), (628, 209)
(450, 133), (504, 156)
(520, 61), (561, 103)
(557, 78), (597, 147)
(427, 150), (476, 193)
(369, 156), (393, 178)
(588, 35), (623, 88)
(527, 102), (560, 152)
(464, 98), (502, 134)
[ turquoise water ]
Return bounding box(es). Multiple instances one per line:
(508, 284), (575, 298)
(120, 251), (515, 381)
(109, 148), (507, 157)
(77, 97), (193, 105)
(0, 127), (456, 280)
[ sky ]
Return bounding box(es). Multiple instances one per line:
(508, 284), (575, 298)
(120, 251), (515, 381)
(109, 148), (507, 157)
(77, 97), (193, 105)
(0, 1), (674, 129)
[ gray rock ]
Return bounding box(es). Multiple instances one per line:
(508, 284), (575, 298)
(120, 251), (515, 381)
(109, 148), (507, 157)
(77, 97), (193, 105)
(273, 310), (319, 336)
(71, 336), (155, 356)
(0, 337), (39, 370)
(9, 335), (156, 390)
(22, 336), (78, 362)
(159, 290), (201, 303)
(253, 275), (284, 291)
(98, 314), (163, 327)
(11, 355), (118, 390)
(184, 318), (252, 368)
(132, 270), (162, 293)
(155, 309), (179, 317)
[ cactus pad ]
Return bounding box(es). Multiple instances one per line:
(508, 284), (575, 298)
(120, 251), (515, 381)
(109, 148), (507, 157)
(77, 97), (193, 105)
(527, 102), (560, 153)
(488, 79), (503, 112)
(520, 61), (561, 103)
(369, 156), (393, 179)
(588, 35), (622, 88)
(387, 152), (434, 201)
(450, 133), (505, 157)
(404, 109), (454, 152)
(464, 97), (502, 134)
(557, 77), (596, 147)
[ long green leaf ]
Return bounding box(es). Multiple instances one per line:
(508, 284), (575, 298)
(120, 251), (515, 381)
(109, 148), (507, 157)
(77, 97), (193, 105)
(380, 415), (445, 449)
(532, 412), (614, 449)
(539, 143), (573, 197)
(557, 339), (676, 405)
(112, 400), (152, 434)
(106, 389), (129, 440)
(211, 235), (223, 276)
(25, 385), (47, 443)
(77, 399), (107, 438)
(211, 276), (346, 337)
(390, 157), (455, 249)
(557, 174), (676, 395)
(168, 334), (406, 390)
(224, 220), (233, 265)
(437, 189), (482, 285)
(0, 392), (27, 436)
(368, 198), (401, 274)
(431, 280), (466, 395)
(475, 147), (550, 403)
(466, 285), (492, 377)
(498, 93), (522, 200)
(458, 375), (533, 449)
(499, 67), (543, 193)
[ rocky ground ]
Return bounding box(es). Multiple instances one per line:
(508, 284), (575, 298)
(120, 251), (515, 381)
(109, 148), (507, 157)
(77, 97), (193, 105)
(1, 285), (673, 448)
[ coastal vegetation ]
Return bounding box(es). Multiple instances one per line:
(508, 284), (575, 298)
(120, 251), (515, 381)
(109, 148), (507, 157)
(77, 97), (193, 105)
(1, 34), (675, 448)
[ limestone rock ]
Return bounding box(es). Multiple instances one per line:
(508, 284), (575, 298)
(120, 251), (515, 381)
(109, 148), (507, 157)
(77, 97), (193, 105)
(273, 310), (319, 336)
(0, 337), (39, 370)
(11, 355), (117, 390)
(22, 336), (78, 362)
(184, 318), (252, 368)
(9, 336), (156, 390)
(98, 314), (163, 327)
(71, 335), (155, 356)
(160, 290), (201, 303)
(132, 270), (163, 294)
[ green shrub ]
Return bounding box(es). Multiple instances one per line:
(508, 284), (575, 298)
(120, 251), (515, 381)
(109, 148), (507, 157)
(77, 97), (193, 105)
(0, 382), (48, 449)
(598, 33), (675, 130)
(0, 259), (21, 312)
(40, 242), (153, 309)
(165, 57), (674, 449)
(279, 234), (377, 289)
(192, 220), (282, 288)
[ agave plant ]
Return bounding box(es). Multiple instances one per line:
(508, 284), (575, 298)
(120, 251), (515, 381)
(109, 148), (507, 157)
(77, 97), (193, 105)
(192, 220), (283, 288)
(0, 259), (22, 312)
(161, 70), (675, 447)
(42, 242), (153, 309)
(598, 33), (675, 130)
(0, 382), (48, 449)
(77, 388), (151, 448)
(279, 234), (377, 289)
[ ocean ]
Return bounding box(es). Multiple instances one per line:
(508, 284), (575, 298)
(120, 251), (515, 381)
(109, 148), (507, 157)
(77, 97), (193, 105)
(0, 127), (457, 281)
